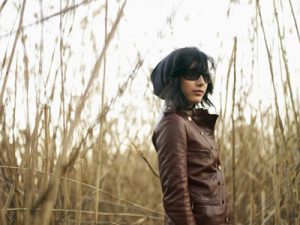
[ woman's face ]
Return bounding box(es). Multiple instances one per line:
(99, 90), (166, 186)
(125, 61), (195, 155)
(180, 75), (208, 105)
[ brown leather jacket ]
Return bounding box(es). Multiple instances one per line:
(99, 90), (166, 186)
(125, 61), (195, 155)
(152, 106), (233, 225)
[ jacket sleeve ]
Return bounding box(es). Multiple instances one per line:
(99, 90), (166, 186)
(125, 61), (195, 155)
(153, 114), (196, 225)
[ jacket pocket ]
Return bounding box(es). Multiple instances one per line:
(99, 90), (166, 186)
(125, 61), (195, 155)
(188, 148), (211, 158)
(192, 204), (231, 225)
(192, 200), (219, 207)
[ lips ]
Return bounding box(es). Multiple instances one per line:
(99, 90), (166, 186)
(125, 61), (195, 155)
(193, 90), (204, 94)
(192, 90), (204, 96)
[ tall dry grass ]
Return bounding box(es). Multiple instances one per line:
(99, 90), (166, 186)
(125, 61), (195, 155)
(0, 0), (299, 225)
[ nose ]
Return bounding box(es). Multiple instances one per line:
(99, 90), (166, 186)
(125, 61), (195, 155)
(195, 75), (205, 85)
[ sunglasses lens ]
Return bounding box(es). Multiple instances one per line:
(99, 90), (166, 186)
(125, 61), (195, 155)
(183, 71), (199, 80)
(183, 71), (211, 83)
(202, 74), (211, 83)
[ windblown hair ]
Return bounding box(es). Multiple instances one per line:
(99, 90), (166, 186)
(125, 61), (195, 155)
(160, 47), (215, 110)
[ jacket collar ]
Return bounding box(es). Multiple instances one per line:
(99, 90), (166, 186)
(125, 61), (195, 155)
(163, 103), (219, 132)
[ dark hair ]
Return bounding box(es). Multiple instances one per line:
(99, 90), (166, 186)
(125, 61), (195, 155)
(160, 47), (215, 110)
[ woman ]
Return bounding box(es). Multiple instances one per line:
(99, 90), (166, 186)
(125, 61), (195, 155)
(151, 47), (233, 225)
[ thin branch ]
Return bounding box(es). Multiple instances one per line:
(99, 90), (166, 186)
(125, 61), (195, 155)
(231, 36), (237, 225)
(0, 0), (27, 115)
(288, 0), (300, 43)
(273, 0), (300, 150)
(131, 143), (160, 179)
(0, 165), (164, 216)
(95, 0), (109, 223)
(256, 0), (286, 147)
(0, 0), (8, 14)
(0, 0), (99, 39)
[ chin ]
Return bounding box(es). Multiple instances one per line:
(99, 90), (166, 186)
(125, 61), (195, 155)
(190, 98), (202, 104)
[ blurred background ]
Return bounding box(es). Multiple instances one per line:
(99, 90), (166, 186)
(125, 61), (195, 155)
(0, 0), (299, 224)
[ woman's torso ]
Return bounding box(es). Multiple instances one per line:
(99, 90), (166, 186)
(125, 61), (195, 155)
(152, 107), (233, 225)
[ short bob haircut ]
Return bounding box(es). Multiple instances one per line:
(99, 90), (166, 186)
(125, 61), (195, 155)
(155, 47), (215, 110)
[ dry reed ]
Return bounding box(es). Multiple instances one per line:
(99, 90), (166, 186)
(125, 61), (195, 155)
(0, 0), (299, 225)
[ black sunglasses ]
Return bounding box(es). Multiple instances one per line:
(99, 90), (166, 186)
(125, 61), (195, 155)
(182, 70), (211, 83)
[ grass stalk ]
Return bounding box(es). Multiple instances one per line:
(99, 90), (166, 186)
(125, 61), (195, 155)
(2, 185), (15, 225)
(5, 208), (164, 221)
(256, 0), (286, 148)
(0, 165), (164, 216)
(131, 143), (159, 178)
(0, 0), (27, 118)
(288, 0), (300, 43)
(59, 1), (68, 224)
(261, 190), (265, 225)
(0, 0), (98, 39)
(12, 56), (20, 225)
(231, 36), (237, 225)
(42, 105), (50, 191)
(273, 0), (300, 150)
(75, 161), (82, 225)
(249, 193), (253, 225)
(20, 23), (33, 225)
(95, 0), (109, 223)
(0, 1), (299, 224)
(0, 0), (8, 14)
(272, 122), (281, 225)
(219, 35), (236, 153)
(33, 3), (128, 224)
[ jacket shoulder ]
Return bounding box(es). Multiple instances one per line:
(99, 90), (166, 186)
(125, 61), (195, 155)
(154, 112), (187, 133)
(152, 112), (188, 151)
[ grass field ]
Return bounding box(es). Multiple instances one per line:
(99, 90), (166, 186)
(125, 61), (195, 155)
(0, 0), (299, 224)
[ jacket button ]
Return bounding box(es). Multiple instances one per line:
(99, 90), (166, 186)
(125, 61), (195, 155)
(187, 116), (192, 121)
(186, 111), (193, 116)
(218, 165), (222, 170)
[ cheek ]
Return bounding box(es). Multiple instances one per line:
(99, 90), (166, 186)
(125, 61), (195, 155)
(180, 79), (192, 91)
(180, 81), (190, 96)
(204, 83), (208, 93)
